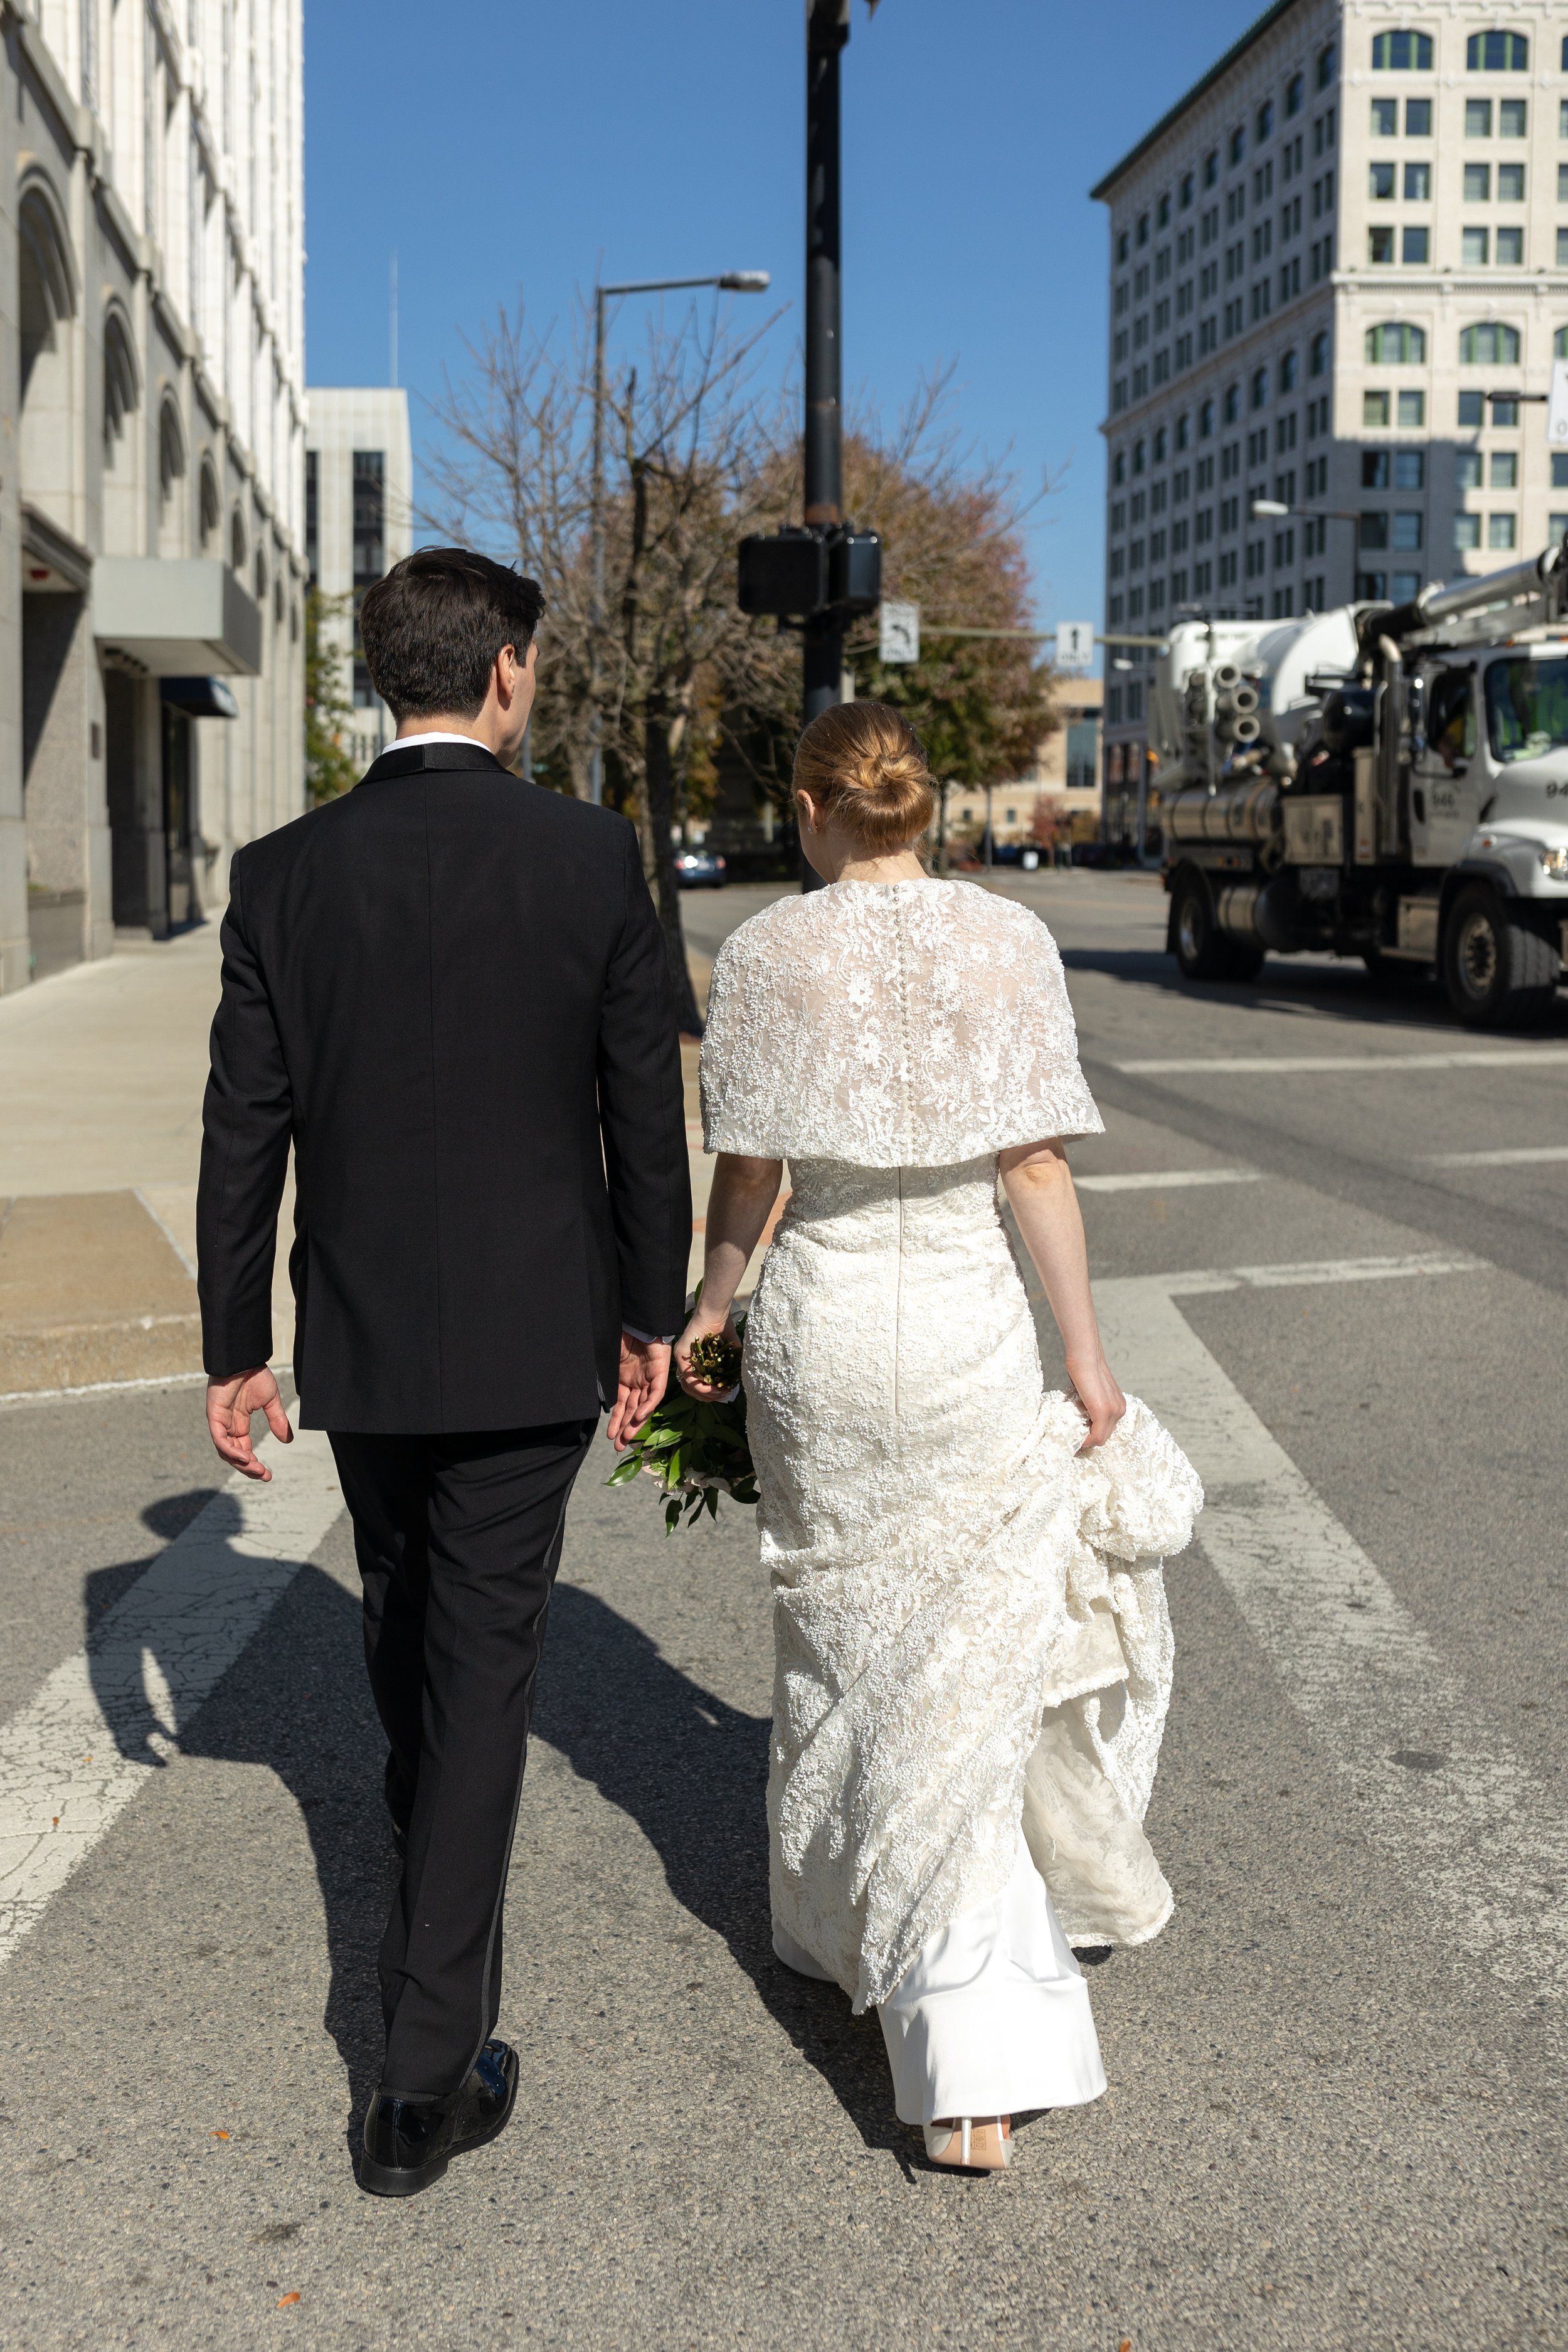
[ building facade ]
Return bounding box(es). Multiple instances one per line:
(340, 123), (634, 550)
(944, 677), (1104, 845)
(304, 386), (413, 772)
(1, 0), (305, 991)
(1093, 0), (1568, 859)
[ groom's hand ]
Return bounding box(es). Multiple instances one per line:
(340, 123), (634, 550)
(608, 1333), (670, 1451)
(206, 1366), (294, 1480)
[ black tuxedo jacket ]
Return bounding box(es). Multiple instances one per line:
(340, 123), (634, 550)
(197, 741), (691, 1433)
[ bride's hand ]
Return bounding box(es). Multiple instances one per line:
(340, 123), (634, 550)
(1066, 1352), (1126, 1452)
(675, 1308), (741, 1399)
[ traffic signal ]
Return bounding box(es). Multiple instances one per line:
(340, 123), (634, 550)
(736, 527), (882, 618)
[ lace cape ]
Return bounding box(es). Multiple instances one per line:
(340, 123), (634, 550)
(699, 879), (1104, 1167)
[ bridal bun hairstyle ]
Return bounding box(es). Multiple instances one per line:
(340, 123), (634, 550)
(792, 701), (936, 852)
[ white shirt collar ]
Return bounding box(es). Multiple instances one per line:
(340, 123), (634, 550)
(393, 731), (493, 750)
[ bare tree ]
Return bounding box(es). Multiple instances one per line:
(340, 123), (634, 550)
(424, 297), (786, 1032)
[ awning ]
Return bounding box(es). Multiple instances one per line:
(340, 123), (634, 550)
(93, 558), (262, 677)
(159, 675), (241, 719)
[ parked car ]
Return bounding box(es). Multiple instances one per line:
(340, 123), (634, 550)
(675, 849), (727, 889)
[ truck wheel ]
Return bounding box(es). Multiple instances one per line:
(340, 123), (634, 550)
(1442, 884), (1560, 1028)
(1171, 871), (1263, 982)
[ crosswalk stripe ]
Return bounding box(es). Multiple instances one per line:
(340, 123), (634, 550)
(1115, 1049), (1568, 1076)
(1075, 1167), (1263, 1192)
(1426, 1146), (1568, 1167)
(1096, 1276), (1568, 1994)
(0, 1427), (344, 1976)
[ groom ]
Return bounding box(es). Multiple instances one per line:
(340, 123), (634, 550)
(196, 546), (691, 2196)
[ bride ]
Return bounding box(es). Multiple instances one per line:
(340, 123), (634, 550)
(677, 701), (1201, 2173)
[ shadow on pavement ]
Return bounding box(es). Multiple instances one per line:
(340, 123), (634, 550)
(82, 1513), (904, 2158)
(535, 1581), (912, 2164)
(1061, 942), (1568, 1036)
(84, 1505), (395, 2122)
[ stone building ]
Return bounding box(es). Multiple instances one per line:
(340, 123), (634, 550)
(1, 0), (305, 990)
(1092, 0), (1568, 858)
(304, 386), (412, 773)
(943, 677), (1104, 847)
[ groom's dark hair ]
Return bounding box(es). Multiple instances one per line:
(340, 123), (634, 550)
(359, 546), (546, 720)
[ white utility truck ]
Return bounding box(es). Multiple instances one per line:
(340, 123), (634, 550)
(1152, 542), (1568, 1025)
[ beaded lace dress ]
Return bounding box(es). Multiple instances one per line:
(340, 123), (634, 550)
(701, 879), (1202, 2125)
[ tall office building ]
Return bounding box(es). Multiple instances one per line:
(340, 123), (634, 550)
(1092, 0), (1568, 856)
(304, 388), (413, 773)
(1, 0), (307, 990)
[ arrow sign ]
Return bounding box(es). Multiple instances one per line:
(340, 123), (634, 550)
(1055, 620), (1095, 672)
(879, 600), (919, 664)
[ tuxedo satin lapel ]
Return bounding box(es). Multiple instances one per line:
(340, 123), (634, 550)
(359, 743), (509, 786)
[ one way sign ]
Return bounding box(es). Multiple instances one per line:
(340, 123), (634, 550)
(1054, 621), (1094, 672)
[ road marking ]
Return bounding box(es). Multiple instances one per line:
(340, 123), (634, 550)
(1163, 1251), (1486, 1295)
(0, 1362), (294, 1411)
(1426, 1145), (1568, 1167)
(1115, 1048), (1568, 1076)
(0, 1426), (342, 1974)
(1076, 1167), (1263, 1192)
(1097, 1275), (1568, 1995)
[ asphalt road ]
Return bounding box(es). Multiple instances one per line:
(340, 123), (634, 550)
(2, 873), (1565, 2350)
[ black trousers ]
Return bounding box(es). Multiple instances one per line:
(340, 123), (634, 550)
(327, 1419), (595, 2097)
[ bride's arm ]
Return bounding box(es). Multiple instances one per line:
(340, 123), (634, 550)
(675, 1153), (784, 1396)
(1000, 1140), (1126, 1450)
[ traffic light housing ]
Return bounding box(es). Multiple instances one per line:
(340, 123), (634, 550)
(736, 527), (882, 619)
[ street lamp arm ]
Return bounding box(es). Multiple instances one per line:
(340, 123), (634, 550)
(599, 272), (771, 298)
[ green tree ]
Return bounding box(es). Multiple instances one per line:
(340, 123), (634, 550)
(305, 588), (359, 805)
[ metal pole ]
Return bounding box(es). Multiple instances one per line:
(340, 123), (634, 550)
(588, 285), (607, 806)
(802, 0), (849, 889)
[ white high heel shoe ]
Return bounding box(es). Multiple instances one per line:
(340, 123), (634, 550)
(922, 2116), (1010, 2172)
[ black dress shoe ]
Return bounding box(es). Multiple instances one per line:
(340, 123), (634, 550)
(357, 2040), (519, 2198)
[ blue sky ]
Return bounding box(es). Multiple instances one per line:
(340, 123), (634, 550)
(304, 0), (1268, 638)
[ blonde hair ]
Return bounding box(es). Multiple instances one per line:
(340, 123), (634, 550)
(792, 701), (936, 853)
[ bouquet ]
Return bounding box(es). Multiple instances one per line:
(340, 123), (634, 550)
(606, 1307), (759, 1534)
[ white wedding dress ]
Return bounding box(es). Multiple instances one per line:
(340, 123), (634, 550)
(700, 879), (1202, 2127)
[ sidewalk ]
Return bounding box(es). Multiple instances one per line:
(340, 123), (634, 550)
(0, 927), (745, 1397)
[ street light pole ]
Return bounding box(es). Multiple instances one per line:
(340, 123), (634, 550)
(587, 270), (770, 805)
(801, 0), (850, 887)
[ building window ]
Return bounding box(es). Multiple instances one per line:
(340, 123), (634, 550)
(158, 396), (186, 507)
(1553, 452), (1568, 489)
(1229, 125), (1245, 167)
(1198, 398), (1215, 438)
(1278, 349), (1298, 393)
(1489, 513), (1517, 550)
(1372, 97), (1397, 138)
(230, 506), (246, 573)
(1457, 450), (1482, 489)
(1502, 100), (1526, 137)
(1362, 451), (1391, 487)
(1249, 365), (1268, 408)
(1366, 321), (1426, 364)
(1357, 571), (1388, 598)
(305, 449), (319, 584)
(1466, 31), (1527, 71)
(1307, 331), (1329, 379)
(1257, 100), (1274, 143)
(1360, 512), (1390, 550)
(1117, 230), (1130, 263)
(199, 457), (221, 546)
(1466, 100), (1492, 138)
(352, 451), (386, 586)
(1157, 192), (1172, 229)
(1459, 321), (1520, 364)
(1317, 41), (1337, 89)
(1404, 163), (1431, 201)
(1390, 571), (1420, 602)
(1180, 171), (1194, 209)
(1492, 396), (1520, 427)
(1402, 228), (1429, 263)
(353, 659), (376, 707)
(1108, 595), (1125, 625)
(1398, 390), (1425, 427)
(1557, 326), (1568, 359)
(1407, 99), (1431, 135)
(1372, 29), (1433, 70)
(1491, 450), (1518, 488)
(1137, 211), (1150, 246)
(1464, 162), (1490, 203)
(1454, 514), (1481, 549)
(1370, 161), (1396, 201)
(1498, 163), (1524, 203)
(1496, 227), (1523, 265)
(1133, 438), (1147, 474)
(1112, 450), (1126, 485)
(1204, 147), (1219, 188)
(1369, 226), (1396, 263)
(1218, 549), (1239, 587)
(1286, 73), (1304, 117)
(1364, 389), (1391, 426)
(1391, 512), (1422, 549)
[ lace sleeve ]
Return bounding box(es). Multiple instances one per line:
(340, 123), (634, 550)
(699, 881), (1104, 1166)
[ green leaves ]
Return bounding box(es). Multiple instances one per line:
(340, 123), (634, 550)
(605, 1330), (759, 1537)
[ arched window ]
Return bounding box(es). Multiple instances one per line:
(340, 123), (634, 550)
(274, 574), (285, 626)
(1466, 31), (1527, 70)
(18, 181), (78, 398)
(1372, 31), (1433, 69)
(199, 455), (221, 544)
(1309, 329), (1331, 376)
(1316, 40), (1337, 88)
(1249, 364), (1269, 408)
(1153, 425), (1168, 462)
(254, 543), (268, 604)
(1132, 438), (1147, 475)
(1459, 321), (1520, 364)
(230, 504), (247, 572)
(1365, 320), (1427, 363)
(1278, 348), (1299, 393)
(102, 308), (139, 447)
(158, 395), (186, 503)
(1198, 396), (1215, 436)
